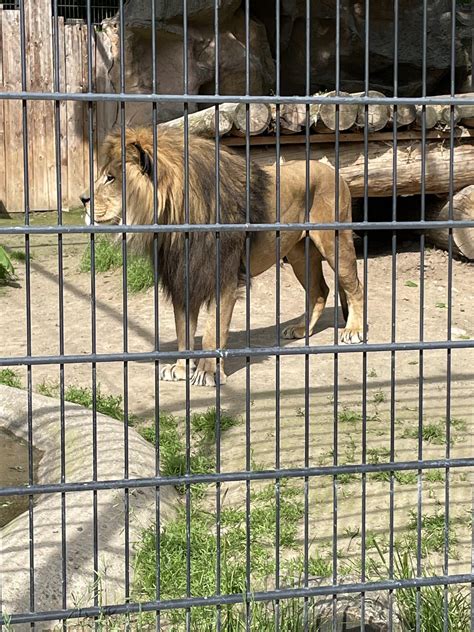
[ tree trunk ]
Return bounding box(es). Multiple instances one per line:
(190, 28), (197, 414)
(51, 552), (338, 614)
(425, 186), (474, 259)
(248, 139), (474, 198)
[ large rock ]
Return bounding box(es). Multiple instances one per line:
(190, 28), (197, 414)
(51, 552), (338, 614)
(0, 385), (178, 631)
(101, 2), (275, 127)
(123, 0), (242, 25)
(252, 0), (472, 96)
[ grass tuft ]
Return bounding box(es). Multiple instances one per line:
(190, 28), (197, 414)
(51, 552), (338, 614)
(80, 236), (154, 293)
(37, 381), (125, 421)
(372, 540), (470, 631)
(0, 368), (22, 389)
(191, 407), (240, 442)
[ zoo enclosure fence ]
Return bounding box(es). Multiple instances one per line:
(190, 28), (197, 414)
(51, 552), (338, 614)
(0, 0), (473, 630)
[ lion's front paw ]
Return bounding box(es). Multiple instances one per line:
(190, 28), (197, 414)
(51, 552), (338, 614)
(281, 323), (306, 340)
(159, 363), (195, 382)
(190, 368), (227, 387)
(340, 328), (363, 345)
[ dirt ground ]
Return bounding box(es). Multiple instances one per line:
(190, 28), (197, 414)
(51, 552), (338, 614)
(1, 211), (473, 579)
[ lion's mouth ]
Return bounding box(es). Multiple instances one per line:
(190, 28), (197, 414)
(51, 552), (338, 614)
(84, 208), (121, 226)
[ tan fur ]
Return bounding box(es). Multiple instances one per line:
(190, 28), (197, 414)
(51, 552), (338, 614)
(80, 127), (365, 387)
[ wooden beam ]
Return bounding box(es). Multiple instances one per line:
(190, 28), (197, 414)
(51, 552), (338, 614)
(221, 127), (474, 147)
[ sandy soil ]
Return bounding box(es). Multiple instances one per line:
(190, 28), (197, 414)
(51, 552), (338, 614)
(1, 214), (473, 578)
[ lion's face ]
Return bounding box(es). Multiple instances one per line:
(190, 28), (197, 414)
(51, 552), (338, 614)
(79, 130), (154, 226)
(79, 165), (123, 226)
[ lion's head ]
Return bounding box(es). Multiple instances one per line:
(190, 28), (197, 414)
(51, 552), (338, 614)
(79, 128), (154, 227)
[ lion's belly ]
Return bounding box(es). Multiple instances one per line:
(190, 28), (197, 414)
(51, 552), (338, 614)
(249, 230), (303, 277)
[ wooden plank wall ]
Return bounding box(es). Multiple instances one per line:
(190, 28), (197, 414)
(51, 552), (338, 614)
(0, 2), (116, 212)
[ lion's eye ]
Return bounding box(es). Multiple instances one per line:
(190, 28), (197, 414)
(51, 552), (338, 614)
(105, 174), (115, 183)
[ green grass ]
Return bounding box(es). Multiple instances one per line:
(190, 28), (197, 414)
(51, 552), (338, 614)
(0, 368), (22, 388)
(338, 408), (362, 423)
(133, 481), (306, 630)
(402, 417), (466, 445)
(372, 390), (386, 404)
(80, 236), (122, 273)
(138, 408), (239, 496)
(0, 245), (16, 285)
(80, 236), (154, 293)
(37, 381), (126, 421)
(372, 540), (470, 632)
(401, 511), (459, 555)
(8, 249), (27, 262)
(405, 280), (418, 288)
(191, 407), (240, 442)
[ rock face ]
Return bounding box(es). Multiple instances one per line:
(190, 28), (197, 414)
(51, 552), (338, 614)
(103, 0), (275, 126)
(99, 0), (472, 129)
(0, 385), (177, 631)
(252, 0), (472, 97)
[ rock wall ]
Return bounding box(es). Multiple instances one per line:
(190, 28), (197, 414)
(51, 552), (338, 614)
(100, 0), (472, 127)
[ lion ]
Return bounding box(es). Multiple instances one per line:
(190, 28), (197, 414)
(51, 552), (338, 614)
(80, 127), (364, 387)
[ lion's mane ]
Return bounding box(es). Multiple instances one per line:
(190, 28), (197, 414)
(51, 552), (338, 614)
(102, 127), (270, 311)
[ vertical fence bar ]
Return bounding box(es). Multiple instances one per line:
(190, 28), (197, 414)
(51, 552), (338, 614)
(444, 2), (457, 629)
(182, 2), (192, 630)
(51, 2), (66, 627)
(213, 0), (222, 629)
(303, 0), (311, 628)
(389, 1), (399, 629)
(117, 0), (131, 614)
(361, 1), (370, 628)
(332, 0), (341, 629)
(84, 0), (100, 622)
(18, 0), (35, 626)
(244, 1), (252, 629)
(150, 0), (161, 628)
(274, 0), (281, 630)
(417, 0), (429, 628)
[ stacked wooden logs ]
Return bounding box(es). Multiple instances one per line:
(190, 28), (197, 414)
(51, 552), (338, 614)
(160, 92), (474, 138)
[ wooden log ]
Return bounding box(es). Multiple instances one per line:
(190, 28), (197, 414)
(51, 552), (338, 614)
(247, 138), (474, 198)
(414, 105), (441, 130)
(231, 103), (271, 136)
(159, 103), (235, 137)
(319, 91), (358, 131)
(354, 91), (390, 132)
(270, 104), (307, 134)
(390, 104), (416, 128)
(425, 186), (474, 259)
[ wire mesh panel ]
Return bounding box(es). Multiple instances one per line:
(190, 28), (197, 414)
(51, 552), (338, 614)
(0, 1), (473, 631)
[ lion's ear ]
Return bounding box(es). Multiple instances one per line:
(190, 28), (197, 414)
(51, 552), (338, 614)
(132, 141), (153, 178)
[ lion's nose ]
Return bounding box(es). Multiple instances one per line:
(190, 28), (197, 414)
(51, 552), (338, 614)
(80, 194), (90, 206)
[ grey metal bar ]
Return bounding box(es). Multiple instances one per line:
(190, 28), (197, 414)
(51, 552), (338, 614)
(2, 219), (473, 236)
(2, 573), (473, 627)
(0, 457), (471, 498)
(1, 338), (473, 368)
(2, 91), (474, 106)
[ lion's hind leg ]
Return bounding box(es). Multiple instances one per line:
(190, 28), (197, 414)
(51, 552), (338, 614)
(310, 228), (364, 344)
(281, 240), (329, 340)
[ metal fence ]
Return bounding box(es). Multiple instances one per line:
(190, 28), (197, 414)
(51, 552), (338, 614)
(0, 1), (119, 23)
(0, 0), (473, 630)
